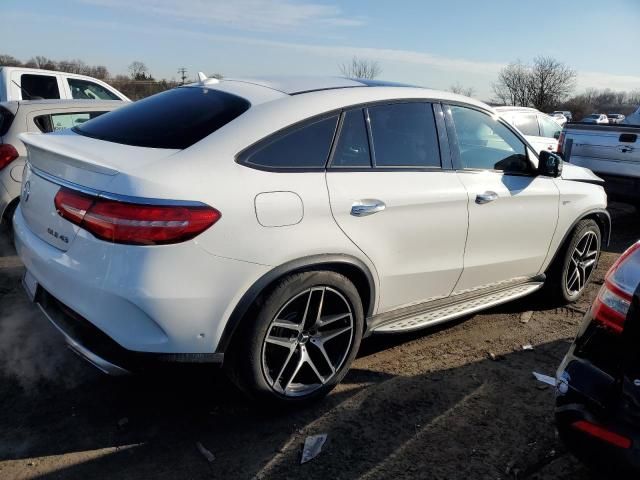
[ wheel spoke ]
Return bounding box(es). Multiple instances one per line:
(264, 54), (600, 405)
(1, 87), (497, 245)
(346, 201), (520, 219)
(311, 341), (336, 374)
(303, 348), (327, 384)
(315, 312), (351, 329)
(271, 319), (302, 332)
(265, 335), (297, 350)
(283, 353), (305, 393)
(318, 325), (352, 343)
(567, 267), (579, 291)
(582, 258), (596, 268)
(273, 344), (299, 388)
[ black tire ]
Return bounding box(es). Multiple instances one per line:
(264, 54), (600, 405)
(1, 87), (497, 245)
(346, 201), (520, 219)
(225, 270), (364, 405)
(545, 219), (601, 304)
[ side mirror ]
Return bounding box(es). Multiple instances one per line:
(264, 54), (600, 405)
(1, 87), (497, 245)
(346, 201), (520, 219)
(553, 131), (561, 140)
(538, 151), (563, 177)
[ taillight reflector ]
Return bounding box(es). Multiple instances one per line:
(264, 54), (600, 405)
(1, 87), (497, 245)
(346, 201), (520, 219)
(0, 144), (19, 170)
(571, 420), (632, 449)
(54, 187), (220, 245)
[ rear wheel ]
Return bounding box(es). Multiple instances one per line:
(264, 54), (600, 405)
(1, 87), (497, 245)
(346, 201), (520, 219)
(226, 271), (364, 404)
(546, 219), (601, 304)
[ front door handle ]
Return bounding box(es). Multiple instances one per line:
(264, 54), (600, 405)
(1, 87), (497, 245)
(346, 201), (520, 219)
(475, 191), (498, 204)
(351, 199), (386, 217)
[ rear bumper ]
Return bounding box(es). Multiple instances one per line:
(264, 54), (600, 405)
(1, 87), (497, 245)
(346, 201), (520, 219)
(34, 287), (223, 374)
(13, 204), (270, 356)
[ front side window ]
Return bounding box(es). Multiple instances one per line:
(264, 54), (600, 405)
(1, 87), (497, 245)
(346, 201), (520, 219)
(68, 79), (119, 100)
(450, 106), (531, 174)
(512, 113), (540, 136)
(331, 109), (371, 168)
(243, 115), (338, 169)
(539, 115), (562, 139)
(20, 74), (60, 99)
(368, 103), (441, 168)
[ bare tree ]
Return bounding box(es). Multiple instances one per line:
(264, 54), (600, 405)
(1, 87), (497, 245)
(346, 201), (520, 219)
(25, 56), (57, 70)
(493, 57), (575, 110)
(339, 57), (382, 79)
(0, 54), (22, 67)
(492, 60), (532, 106)
(129, 61), (150, 80)
(449, 82), (475, 97)
(528, 56), (576, 111)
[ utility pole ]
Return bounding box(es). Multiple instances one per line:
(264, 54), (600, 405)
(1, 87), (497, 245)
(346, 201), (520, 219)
(177, 67), (188, 85)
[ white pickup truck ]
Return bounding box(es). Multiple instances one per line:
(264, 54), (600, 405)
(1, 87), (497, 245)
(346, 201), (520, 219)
(560, 120), (640, 208)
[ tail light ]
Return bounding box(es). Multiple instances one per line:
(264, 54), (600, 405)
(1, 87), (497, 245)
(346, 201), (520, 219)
(556, 131), (565, 156)
(0, 144), (19, 170)
(591, 241), (640, 333)
(54, 187), (220, 245)
(571, 420), (631, 449)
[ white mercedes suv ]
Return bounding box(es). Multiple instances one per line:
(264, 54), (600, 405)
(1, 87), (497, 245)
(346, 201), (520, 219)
(13, 76), (609, 403)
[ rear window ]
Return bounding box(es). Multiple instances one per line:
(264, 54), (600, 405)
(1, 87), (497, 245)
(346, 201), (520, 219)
(512, 114), (539, 136)
(74, 87), (251, 149)
(21, 74), (60, 100)
(0, 107), (14, 136)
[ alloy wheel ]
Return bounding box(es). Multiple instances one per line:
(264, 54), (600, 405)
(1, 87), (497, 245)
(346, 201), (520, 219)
(261, 286), (354, 397)
(566, 230), (599, 296)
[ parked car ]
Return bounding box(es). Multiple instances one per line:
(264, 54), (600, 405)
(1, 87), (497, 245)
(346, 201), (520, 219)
(559, 122), (640, 207)
(551, 113), (568, 126)
(0, 67), (129, 102)
(13, 76), (609, 403)
(1, 100), (126, 225)
(582, 114), (609, 124)
(495, 106), (563, 153)
(553, 110), (573, 122)
(608, 114), (626, 125)
(556, 240), (640, 477)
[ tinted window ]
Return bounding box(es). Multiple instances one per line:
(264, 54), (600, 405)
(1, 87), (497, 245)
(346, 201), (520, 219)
(368, 103), (440, 168)
(244, 116), (338, 169)
(512, 114), (539, 136)
(331, 109), (371, 168)
(21, 74), (60, 99)
(450, 106), (530, 173)
(68, 79), (119, 100)
(35, 111), (107, 133)
(539, 115), (562, 139)
(74, 87), (250, 149)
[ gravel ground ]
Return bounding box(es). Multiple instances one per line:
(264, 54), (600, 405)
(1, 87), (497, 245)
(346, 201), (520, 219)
(0, 203), (637, 480)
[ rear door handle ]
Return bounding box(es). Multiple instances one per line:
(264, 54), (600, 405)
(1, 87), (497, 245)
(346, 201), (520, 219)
(475, 191), (498, 204)
(350, 199), (386, 217)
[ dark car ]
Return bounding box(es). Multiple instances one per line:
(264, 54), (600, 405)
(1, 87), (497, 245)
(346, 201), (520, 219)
(555, 241), (640, 476)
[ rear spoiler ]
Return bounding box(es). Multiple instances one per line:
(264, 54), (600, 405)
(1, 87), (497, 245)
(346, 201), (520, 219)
(19, 132), (119, 176)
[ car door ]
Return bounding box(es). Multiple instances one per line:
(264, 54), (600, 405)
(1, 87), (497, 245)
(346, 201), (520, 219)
(326, 102), (469, 313)
(444, 104), (560, 293)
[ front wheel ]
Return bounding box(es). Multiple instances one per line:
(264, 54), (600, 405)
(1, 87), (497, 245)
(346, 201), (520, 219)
(546, 219), (601, 303)
(226, 271), (364, 404)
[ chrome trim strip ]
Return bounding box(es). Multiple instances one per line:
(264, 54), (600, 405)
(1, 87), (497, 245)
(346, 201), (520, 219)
(36, 302), (131, 376)
(30, 164), (210, 207)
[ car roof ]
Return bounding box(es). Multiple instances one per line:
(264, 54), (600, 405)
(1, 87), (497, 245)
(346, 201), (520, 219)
(221, 76), (418, 95)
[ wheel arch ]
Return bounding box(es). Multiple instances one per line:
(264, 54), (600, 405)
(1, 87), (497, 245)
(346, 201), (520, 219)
(216, 254), (376, 355)
(546, 208), (611, 272)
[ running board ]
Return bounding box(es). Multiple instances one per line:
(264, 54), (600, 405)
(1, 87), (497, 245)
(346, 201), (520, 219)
(370, 281), (544, 334)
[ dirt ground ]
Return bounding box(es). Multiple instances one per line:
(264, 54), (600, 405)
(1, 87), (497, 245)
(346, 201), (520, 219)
(1, 203), (638, 480)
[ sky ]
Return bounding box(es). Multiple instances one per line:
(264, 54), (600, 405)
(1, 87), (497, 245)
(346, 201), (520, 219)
(2, 0), (639, 100)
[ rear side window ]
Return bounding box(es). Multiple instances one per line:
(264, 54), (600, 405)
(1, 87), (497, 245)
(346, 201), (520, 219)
(512, 114), (540, 136)
(368, 103), (441, 168)
(74, 87), (251, 149)
(34, 111), (108, 133)
(331, 109), (371, 168)
(68, 79), (119, 100)
(242, 116), (339, 170)
(539, 115), (562, 139)
(21, 74), (60, 99)
(0, 107), (14, 136)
